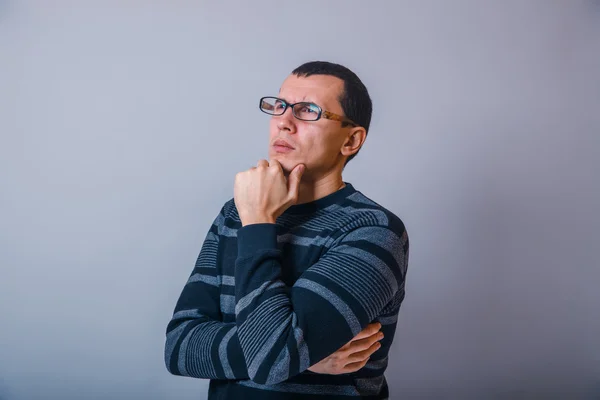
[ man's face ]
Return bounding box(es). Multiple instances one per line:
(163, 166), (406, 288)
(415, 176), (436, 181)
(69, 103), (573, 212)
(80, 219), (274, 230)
(268, 74), (350, 179)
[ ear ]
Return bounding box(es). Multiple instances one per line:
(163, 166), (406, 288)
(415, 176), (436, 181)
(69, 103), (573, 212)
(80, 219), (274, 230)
(340, 127), (367, 158)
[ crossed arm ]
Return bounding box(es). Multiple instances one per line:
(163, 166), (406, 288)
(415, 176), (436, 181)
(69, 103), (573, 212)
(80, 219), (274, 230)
(164, 208), (406, 384)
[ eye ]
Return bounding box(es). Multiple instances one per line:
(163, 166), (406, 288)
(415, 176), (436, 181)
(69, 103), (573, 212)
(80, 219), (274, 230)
(299, 104), (318, 114)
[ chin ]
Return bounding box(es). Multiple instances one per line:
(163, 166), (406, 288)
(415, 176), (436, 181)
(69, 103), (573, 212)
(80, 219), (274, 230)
(279, 162), (294, 175)
(271, 157), (294, 174)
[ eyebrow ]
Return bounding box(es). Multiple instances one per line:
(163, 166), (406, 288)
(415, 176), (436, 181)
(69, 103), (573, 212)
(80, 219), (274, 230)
(277, 94), (320, 105)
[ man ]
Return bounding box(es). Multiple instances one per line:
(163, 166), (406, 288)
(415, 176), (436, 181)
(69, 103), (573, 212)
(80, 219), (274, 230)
(164, 61), (409, 399)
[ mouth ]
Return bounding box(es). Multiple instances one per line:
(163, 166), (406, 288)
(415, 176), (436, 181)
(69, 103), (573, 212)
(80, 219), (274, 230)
(273, 144), (294, 154)
(272, 139), (295, 153)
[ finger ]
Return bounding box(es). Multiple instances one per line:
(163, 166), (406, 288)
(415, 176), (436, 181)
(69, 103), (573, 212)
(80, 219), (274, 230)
(346, 331), (384, 353)
(347, 341), (382, 364)
(257, 159), (269, 168)
(339, 322), (381, 350)
(269, 158), (283, 172)
(341, 357), (371, 374)
(341, 328), (377, 349)
(350, 322), (382, 341)
(286, 164), (305, 202)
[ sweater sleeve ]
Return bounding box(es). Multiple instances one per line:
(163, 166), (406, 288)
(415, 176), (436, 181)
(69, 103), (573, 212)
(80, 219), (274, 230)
(164, 206), (250, 380)
(234, 222), (408, 385)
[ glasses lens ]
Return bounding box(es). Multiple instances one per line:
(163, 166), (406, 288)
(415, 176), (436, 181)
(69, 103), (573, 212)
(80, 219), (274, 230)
(260, 97), (286, 115)
(293, 102), (320, 121)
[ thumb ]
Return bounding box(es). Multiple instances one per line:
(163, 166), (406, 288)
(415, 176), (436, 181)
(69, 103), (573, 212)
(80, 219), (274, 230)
(287, 164), (305, 201)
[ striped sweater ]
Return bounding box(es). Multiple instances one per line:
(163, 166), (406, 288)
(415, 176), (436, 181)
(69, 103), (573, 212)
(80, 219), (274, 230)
(164, 183), (409, 399)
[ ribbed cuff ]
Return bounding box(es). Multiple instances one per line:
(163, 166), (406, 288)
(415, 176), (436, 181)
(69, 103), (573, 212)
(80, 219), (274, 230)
(236, 223), (278, 258)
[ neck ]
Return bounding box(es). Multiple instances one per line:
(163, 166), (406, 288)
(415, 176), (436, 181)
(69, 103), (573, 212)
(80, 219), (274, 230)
(294, 171), (346, 205)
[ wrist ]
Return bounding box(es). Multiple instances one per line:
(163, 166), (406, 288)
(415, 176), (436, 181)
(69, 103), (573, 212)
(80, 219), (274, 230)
(241, 215), (276, 227)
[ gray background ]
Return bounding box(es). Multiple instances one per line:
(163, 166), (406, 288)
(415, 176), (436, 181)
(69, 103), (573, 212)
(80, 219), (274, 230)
(1, 1), (599, 399)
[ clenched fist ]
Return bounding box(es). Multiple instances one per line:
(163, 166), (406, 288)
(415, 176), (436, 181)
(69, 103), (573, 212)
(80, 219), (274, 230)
(234, 159), (305, 226)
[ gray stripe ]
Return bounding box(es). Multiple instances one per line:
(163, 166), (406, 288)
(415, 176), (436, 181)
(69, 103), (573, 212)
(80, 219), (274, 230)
(335, 250), (394, 316)
(295, 278), (361, 336)
(176, 321), (197, 376)
(378, 314), (398, 325)
(172, 309), (204, 321)
(360, 212), (389, 228)
(235, 280), (285, 315)
(335, 245), (398, 293)
(196, 237), (218, 265)
(220, 294), (236, 314)
(311, 256), (392, 319)
(266, 345), (291, 385)
(247, 310), (291, 379)
(292, 313), (310, 371)
(236, 281), (270, 315)
(221, 225), (238, 238)
(218, 326), (237, 379)
(214, 213), (225, 227)
(342, 226), (405, 273)
(165, 320), (194, 373)
(188, 273), (218, 287)
(206, 230), (219, 242)
(196, 253), (218, 267)
(237, 380), (359, 396)
(346, 194), (390, 224)
(185, 321), (220, 378)
(220, 275), (235, 286)
(240, 296), (288, 362)
(347, 191), (377, 205)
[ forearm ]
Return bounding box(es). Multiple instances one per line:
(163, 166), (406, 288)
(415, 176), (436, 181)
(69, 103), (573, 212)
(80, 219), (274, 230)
(165, 204), (251, 380)
(165, 314), (249, 380)
(233, 223), (404, 385)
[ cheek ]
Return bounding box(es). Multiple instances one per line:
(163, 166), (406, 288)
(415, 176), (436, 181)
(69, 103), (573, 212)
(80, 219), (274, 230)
(268, 119), (279, 138)
(308, 132), (335, 153)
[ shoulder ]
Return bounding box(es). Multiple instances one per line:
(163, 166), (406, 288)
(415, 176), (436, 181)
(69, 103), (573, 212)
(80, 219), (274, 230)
(334, 189), (409, 278)
(339, 189), (408, 240)
(222, 197), (238, 220)
(207, 198), (239, 238)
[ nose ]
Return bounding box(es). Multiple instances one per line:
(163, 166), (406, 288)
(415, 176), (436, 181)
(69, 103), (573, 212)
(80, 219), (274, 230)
(276, 107), (297, 133)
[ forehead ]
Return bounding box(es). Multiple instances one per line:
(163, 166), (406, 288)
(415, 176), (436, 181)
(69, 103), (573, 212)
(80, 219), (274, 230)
(279, 74), (344, 109)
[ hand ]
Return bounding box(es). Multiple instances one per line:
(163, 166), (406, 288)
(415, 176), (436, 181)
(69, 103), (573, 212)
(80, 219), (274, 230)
(234, 159), (305, 226)
(307, 322), (384, 375)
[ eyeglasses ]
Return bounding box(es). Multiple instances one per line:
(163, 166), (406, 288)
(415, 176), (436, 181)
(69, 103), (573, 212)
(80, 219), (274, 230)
(259, 96), (358, 127)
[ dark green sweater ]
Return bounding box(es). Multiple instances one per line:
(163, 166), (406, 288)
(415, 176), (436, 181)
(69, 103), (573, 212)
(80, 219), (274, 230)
(165, 183), (409, 399)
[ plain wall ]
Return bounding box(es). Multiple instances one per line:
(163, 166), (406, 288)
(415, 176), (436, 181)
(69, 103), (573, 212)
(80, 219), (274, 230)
(1, 1), (599, 399)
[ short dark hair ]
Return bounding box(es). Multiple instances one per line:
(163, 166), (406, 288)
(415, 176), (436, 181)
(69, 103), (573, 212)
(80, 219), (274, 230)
(291, 61), (372, 165)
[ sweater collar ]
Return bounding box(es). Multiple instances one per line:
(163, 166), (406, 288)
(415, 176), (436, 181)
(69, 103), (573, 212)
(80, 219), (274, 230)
(284, 182), (356, 215)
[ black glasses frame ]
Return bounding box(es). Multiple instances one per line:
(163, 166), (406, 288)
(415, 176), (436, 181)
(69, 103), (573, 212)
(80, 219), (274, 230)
(259, 96), (358, 127)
